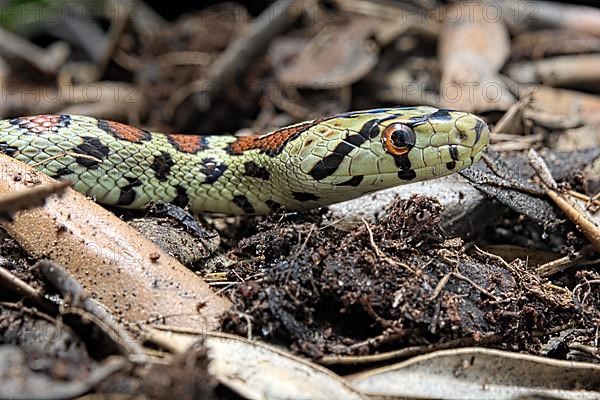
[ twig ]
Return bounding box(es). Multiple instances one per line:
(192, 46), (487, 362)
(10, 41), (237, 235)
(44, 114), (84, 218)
(0, 27), (69, 74)
(319, 215), (351, 230)
(361, 218), (417, 275)
(451, 271), (500, 302)
(203, 271), (229, 282)
(232, 310), (254, 340)
(291, 224), (315, 260)
(528, 149), (558, 189)
(569, 342), (600, 359)
(209, 279), (263, 287)
(536, 247), (597, 277)
(473, 245), (515, 272)
(272, 84), (313, 120)
(572, 278), (600, 306)
(568, 190), (600, 209)
(429, 272), (451, 300)
(319, 333), (503, 365)
(207, 0), (308, 94)
(490, 133), (543, 152)
(0, 180), (70, 218)
(491, 95), (534, 135)
(0, 261), (55, 314)
(96, 0), (134, 79)
(156, 51), (214, 67)
(528, 149), (600, 252)
(214, 283), (240, 296)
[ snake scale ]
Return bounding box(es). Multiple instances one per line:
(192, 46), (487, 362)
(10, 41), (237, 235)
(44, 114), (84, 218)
(0, 106), (489, 215)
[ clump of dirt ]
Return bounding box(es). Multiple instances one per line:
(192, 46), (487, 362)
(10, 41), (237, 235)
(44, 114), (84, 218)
(222, 195), (579, 358)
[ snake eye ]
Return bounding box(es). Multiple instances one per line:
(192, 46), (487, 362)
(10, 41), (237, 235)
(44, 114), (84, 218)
(383, 123), (416, 156)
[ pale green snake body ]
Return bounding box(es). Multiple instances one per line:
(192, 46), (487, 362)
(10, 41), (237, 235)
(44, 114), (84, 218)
(0, 106), (490, 215)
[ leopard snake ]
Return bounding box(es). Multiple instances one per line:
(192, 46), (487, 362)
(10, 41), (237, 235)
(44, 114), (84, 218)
(0, 106), (489, 215)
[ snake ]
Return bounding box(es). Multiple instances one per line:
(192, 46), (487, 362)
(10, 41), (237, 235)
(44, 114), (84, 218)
(0, 106), (489, 215)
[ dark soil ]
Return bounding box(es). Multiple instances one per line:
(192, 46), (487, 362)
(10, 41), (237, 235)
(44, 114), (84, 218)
(221, 196), (594, 360)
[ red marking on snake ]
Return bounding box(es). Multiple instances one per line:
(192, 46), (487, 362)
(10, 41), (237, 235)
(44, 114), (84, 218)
(167, 134), (207, 154)
(97, 120), (151, 143)
(11, 115), (70, 134)
(228, 121), (316, 155)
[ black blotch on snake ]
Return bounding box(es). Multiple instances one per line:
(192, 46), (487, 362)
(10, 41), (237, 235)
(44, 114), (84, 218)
(429, 109), (453, 121)
(398, 169), (417, 180)
(117, 177), (142, 206)
(201, 157), (228, 184)
(449, 145), (460, 161)
(292, 191), (320, 201)
(171, 185), (190, 208)
(337, 175), (364, 187)
(394, 152), (416, 180)
(308, 118), (388, 180)
(0, 143), (19, 157)
(232, 195), (255, 214)
(265, 200), (281, 212)
(474, 119), (486, 144)
(74, 136), (110, 169)
(151, 152), (175, 181)
(52, 167), (75, 179)
(243, 160), (270, 180)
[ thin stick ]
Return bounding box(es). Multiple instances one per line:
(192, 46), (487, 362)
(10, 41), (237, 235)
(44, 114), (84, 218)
(528, 149), (600, 252)
(0, 263), (55, 313)
(361, 218), (417, 275)
(568, 190), (600, 208)
(291, 224), (315, 260)
(451, 272), (500, 302)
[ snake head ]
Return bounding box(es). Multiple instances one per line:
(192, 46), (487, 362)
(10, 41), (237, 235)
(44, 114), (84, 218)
(283, 106), (489, 205)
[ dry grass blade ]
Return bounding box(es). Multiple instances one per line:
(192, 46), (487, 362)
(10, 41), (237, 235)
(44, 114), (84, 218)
(349, 347), (600, 399)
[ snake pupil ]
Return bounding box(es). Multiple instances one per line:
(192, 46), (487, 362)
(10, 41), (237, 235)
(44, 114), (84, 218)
(383, 124), (415, 155)
(391, 125), (415, 147)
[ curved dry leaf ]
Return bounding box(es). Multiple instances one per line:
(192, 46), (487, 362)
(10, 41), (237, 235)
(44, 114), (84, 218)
(0, 154), (229, 329)
(349, 347), (600, 400)
(146, 329), (366, 400)
(207, 333), (366, 400)
(274, 17), (379, 88)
